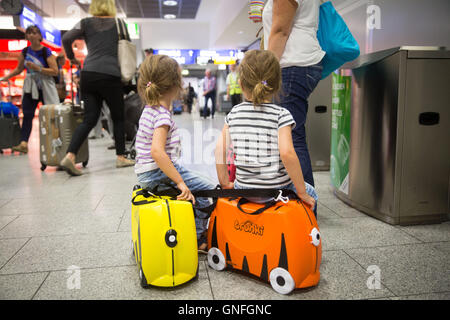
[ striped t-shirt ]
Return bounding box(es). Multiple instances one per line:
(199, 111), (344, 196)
(134, 105), (181, 174)
(225, 102), (296, 188)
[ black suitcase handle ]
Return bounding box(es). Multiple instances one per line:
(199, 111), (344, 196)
(237, 198), (277, 215)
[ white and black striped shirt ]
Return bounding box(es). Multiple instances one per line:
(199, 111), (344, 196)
(225, 102), (296, 188)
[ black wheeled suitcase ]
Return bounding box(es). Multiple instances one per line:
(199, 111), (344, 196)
(0, 82), (21, 151)
(0, 107), (21, 150)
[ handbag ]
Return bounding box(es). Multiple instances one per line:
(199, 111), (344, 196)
(317, 1), (360, 79)
(115, 18), (137, 84)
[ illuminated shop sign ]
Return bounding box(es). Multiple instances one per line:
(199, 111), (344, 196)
(13, 5), (61, 47)
(154, 49), (243, 65)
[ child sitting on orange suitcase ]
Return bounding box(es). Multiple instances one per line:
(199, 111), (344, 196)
(135, 54), (214, 251)
(215, 50), (317, 213)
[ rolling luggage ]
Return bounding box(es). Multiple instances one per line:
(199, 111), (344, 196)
(193, 188), (322, 295)
(39, 103), (89, 171)
(0, 104), (21, 151)
(131, 186), (198, 288)
(0, 82), (21, 151)
(124, 92), (144, 141)
(39, 64), (89, 171)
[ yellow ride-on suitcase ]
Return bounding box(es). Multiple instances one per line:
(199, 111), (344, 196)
(131, 186), (198, 288)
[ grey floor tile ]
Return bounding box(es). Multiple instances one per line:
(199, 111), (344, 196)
(207, 250), (394, 300)
(0, 232), (134, 274)
(398, 222), (450, 243)
(34, 262), (212, 300)
(320, 198), (366, 218)
(0, 210), (125, 239)
(0, 215), (17, 230)
(0, 199), (12, 207)
(0, 238), (29, 269)
(318, 217), (421, 251)
(391, 292), (450, 300)
(345, 243), (450, 296)
(431, 241), (450, 254)
(118, 209), (132, 232)
(0, 272), (48, 300)
(0, 194), (103, 216)
(316, 203), (341, 221)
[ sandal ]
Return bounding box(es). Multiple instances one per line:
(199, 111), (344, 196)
(197, 234), (208, 254)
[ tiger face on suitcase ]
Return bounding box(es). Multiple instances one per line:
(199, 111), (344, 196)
(207, 197), (322, 295)
(131, 187), (198, 288)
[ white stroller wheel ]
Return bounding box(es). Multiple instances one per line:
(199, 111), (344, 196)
(207, 247), (226, 271)
(269, 267), (295, 295)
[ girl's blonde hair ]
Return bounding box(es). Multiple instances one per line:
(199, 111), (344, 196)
(89, 0), (117, 17)
(138, 54), (182, 106)
(239, 50), (281, 106)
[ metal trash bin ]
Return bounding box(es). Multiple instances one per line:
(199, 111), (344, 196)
(306, 74), (332, 171)
(332, 46), (450, 225)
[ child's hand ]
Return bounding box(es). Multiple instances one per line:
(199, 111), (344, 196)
(298, 192), (315, 211)
(176, 182), (195, 205)
(221, 182), (234, 189)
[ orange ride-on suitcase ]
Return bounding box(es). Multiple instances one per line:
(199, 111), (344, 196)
(194, 188), (321, 295)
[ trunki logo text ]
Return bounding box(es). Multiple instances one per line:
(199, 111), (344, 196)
(234, 220), (264, 236)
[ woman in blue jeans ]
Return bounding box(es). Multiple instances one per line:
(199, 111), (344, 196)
(262, 0), (325, 187)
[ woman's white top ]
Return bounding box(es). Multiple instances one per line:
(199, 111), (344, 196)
(263, 0), (325, 68)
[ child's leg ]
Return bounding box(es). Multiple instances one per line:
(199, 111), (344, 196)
(286, 182), (318, 217)
(174, 165), (215, 240)
(136, 168), (170, 190)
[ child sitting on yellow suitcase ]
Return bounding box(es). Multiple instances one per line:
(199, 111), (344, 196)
(215, 50), (317, 213)
(135, 55), (214, 251)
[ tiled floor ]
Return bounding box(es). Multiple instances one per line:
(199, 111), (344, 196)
(0, 112), (449, 300)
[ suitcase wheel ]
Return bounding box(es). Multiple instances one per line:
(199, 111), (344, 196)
(40, 163), (47, 171)
(82, 160), (88, 168)
(207, 247), (226, 271)
(269, 268), (295, 295)
(130, 149), (136, 160)
(309, 228), (321, 247)
(139, 267), (149, 288)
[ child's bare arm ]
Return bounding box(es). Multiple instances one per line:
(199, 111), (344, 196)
(215, 124), (233, 189)
(278, 126), (315, 209)
(151, 126), (195, 203)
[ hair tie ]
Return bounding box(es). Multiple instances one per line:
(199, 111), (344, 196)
(261, 80), (267, 86)
(146, 81), (152, 87)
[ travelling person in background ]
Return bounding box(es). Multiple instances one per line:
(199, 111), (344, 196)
(0, 25), (59, 154)
(185, 82), (196, 114)
(135, 54), (215, 251)
(215, 50), (317, 213)
(263, 0), (325, 187)
(144, 48), (154, 57)
(202, 69), (216, 119)
(226, 63), (242, 109)
(60, 0), (135, 176)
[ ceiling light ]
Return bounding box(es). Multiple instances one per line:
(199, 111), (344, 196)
(78, 0), (91, 4)
(164, 14), (177, 19)
(163, 1), (178, 6)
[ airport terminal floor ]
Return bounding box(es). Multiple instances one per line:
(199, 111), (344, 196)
(0, 111), (449, 300)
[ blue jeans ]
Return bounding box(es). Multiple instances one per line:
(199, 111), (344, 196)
(234, 181), (318, 216)
(202, 90), (216, 118)
(281, 62), (323, 187)
(137, 164), (215, 239)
